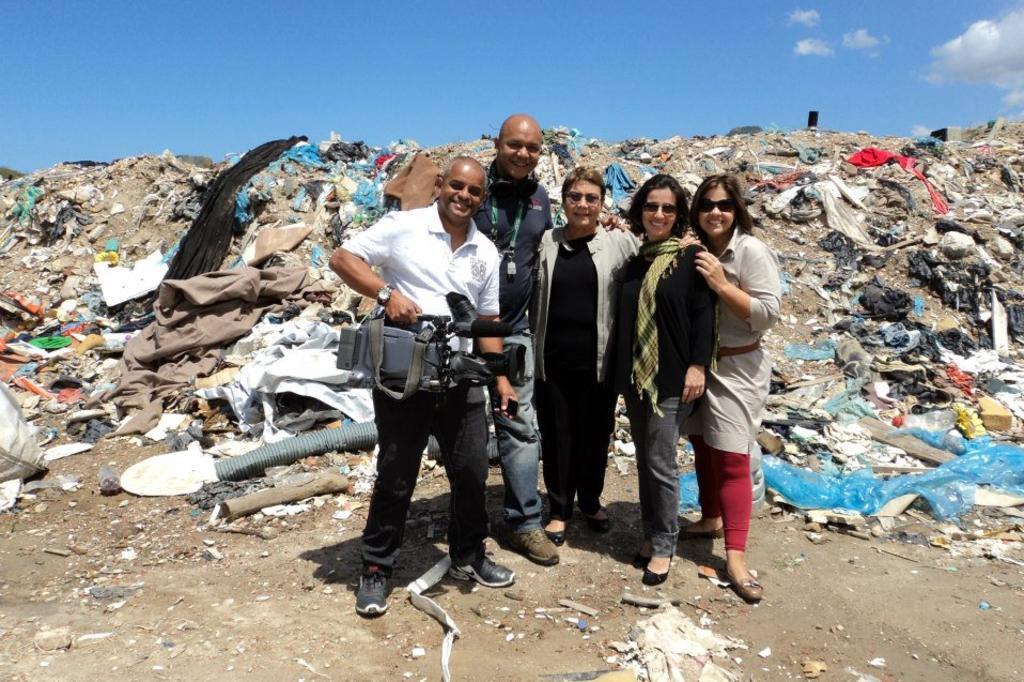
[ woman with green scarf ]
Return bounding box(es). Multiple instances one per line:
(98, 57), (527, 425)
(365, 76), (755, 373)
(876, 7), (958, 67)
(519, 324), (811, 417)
(613, 174), (716, 585)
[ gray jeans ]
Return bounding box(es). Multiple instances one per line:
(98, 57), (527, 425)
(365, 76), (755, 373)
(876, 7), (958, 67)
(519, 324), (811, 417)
(625, 390), (694, 558)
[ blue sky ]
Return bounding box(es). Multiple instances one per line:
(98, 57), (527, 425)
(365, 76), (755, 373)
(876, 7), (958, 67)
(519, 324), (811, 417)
(3, 1), (1023, 173)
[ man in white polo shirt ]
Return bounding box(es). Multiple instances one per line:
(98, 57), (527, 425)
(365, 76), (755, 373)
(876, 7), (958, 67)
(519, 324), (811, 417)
(330, 157), (517, 618)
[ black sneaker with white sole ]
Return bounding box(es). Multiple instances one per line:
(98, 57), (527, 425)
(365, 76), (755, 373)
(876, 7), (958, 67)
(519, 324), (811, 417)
(355, 565), (390, 617)
(448, 555), (516, 588)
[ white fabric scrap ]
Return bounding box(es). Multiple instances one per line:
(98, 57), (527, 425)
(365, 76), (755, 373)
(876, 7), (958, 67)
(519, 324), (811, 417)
(195, 320), (374, 441)
(815, 180), (878, 249)
(0, 479), (20, 511)
(261, 503), (311, 516)
(941, 348), (1006, 375)
(143, 413), (189, 441)
(44, 442), (94, 462)
(407, 556), (459, 682)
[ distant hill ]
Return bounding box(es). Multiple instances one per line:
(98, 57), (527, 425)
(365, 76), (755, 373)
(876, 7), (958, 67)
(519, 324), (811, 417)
(0, 166), (23, 181)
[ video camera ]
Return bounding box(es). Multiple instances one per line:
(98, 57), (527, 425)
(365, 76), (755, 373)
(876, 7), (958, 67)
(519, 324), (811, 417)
(336, 292), (526, 399)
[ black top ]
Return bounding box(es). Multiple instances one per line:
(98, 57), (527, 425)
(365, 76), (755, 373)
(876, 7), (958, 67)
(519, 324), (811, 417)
(613, 247), (717, 398)
(545, 235), (598, 375)
(473, 164), (553, 332)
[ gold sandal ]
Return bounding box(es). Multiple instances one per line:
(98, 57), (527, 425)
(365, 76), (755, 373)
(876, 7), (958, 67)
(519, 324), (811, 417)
(728, 573), (764, 603)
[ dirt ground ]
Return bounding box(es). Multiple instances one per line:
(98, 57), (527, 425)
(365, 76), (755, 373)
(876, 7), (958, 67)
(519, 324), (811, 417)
(2, 436), (1024, 682)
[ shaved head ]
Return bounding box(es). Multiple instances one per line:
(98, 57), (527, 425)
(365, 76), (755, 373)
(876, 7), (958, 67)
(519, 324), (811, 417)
(443, 156), (486, 181)
(494, 114), (543, 181)
(498, 114), (542, 141)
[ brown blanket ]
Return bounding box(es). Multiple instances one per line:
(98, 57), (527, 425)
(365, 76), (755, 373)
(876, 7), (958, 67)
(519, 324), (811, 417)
(103, 266), (311, 422)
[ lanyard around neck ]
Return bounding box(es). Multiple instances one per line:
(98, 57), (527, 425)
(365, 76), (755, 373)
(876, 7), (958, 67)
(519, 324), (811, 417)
(490, 198), (526, 254)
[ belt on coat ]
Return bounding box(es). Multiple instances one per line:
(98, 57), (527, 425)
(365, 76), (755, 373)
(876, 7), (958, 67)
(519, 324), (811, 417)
(717, 339), (761, 359)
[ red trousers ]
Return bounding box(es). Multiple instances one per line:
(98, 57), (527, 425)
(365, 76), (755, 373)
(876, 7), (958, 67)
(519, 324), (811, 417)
(690, 435), (751, 552)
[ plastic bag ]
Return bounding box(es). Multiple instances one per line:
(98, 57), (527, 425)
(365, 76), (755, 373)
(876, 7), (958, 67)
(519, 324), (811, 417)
(758, 436), (1024, 520)
(0, 383), (46, 483)
(784, 339), (836, 361)
(680, 429), (1024, 520)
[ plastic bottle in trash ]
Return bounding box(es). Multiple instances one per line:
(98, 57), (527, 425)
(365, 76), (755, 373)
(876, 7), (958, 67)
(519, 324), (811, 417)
(892, 409), (956, 431)
(99, 465), (122, 495)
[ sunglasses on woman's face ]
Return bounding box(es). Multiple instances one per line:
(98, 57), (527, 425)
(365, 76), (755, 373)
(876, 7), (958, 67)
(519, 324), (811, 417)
(698, 199), (736, 213)
(566, 191), (601, 205)
(642, 202), (677, 215)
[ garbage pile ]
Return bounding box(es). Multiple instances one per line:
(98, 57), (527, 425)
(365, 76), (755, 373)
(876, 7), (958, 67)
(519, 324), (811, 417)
(3, 120), (1024, 536)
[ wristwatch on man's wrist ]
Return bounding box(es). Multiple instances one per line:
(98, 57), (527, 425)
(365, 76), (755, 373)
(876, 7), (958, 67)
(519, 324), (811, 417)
(376, 285), (393, 306)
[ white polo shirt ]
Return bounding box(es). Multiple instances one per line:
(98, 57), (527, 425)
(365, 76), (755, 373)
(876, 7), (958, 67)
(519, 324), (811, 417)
(342, 203), (500, 318)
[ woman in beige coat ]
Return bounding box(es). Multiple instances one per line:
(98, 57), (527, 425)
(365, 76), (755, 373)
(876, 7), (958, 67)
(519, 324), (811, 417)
(683, 174), (781, 603)
(532, 166), (637, 544)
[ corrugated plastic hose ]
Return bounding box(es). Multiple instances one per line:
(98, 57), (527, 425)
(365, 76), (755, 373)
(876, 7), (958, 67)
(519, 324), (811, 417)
(214, 421), (378, 481)
(212, 422), (501, 481)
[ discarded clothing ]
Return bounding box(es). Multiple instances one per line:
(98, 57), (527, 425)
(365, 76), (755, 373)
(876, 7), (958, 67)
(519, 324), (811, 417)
(879, 323), (921, 354)
(860, 283), (912, 320)
(102, 266), (312, 413)
(818, 230), (859, 269)
(383, 153), (440, 210)
(847, 147), (949, 215)
(194, 319), (373, 441)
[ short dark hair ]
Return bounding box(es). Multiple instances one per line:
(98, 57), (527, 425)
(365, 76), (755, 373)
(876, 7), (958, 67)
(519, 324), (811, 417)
(626, 174), (690, 238)
(560, 166), (605, 203)
(689, 174), (753, 243)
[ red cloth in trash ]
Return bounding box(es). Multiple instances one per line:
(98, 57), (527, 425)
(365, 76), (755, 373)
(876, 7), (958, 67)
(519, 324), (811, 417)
(847, 147), (948, 214)
(945, 363), (974, 397)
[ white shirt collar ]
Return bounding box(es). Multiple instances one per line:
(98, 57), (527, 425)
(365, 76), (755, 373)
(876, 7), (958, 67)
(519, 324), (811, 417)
(427, 203), (481, 250)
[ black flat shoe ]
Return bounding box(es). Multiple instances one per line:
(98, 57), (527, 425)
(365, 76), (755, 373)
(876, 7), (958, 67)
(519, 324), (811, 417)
(544, 529), (565, 546)
(642, 566), (670, 586)
(584, 512), (611, 534)
(631, 553), (651, 569)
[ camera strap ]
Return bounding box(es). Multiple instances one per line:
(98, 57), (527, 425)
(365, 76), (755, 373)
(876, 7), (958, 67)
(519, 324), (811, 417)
(367, 317), (433, 400)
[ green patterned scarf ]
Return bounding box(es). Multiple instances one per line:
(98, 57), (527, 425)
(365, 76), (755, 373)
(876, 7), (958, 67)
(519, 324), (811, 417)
(633, 238), (686, 414)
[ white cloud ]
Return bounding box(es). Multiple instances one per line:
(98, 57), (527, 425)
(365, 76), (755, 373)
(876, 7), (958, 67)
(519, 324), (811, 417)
(1005, 89), (1024, 107)
(843, 28), (880, 50)
(794, 38), (833, 57)
(911, 125), (932, 137)
(929, 8), (1024, 90)
(788, 9), (820, 27)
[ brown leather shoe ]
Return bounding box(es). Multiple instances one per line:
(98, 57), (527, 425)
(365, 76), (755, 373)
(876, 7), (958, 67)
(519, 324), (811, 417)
(728, 573), (764, 603)
(508, 528), (560, 566)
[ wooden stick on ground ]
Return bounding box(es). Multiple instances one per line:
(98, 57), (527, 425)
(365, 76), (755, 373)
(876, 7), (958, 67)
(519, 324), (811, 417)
(856, 417), (955, 466)
(217, 471), (349, 521)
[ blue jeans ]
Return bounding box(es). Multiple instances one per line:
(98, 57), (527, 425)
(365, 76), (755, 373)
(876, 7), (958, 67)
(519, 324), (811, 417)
(491, 332), (543, 532)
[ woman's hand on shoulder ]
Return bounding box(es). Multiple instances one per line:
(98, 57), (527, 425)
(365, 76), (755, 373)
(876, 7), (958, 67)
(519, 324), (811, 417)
(679, 233), (702, 250)
(601, 213), (628, 232)
(694, 251), (729, 293)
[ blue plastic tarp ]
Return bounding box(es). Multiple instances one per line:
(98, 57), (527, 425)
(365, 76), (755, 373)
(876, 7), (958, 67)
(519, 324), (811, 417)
(604, 164), (635, 204)
(681, 435), (1024, 521)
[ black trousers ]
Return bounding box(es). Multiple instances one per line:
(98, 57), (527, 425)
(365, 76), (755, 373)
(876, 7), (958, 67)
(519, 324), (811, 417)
(361, 385), (489, 569)
(536, 369), (617, 520)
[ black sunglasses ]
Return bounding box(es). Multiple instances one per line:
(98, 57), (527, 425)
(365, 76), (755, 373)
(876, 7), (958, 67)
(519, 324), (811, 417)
(698, 198), (736, 213)
(642, 202), (677, 215)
